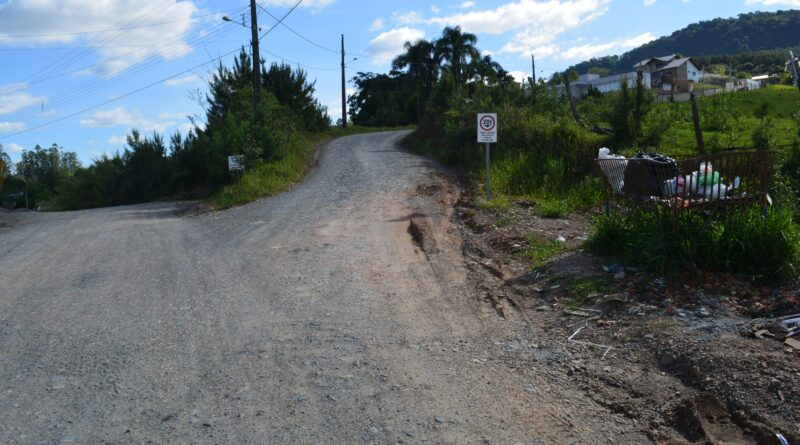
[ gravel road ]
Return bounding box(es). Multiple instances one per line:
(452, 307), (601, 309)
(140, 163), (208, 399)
(0, 132), (647, 444)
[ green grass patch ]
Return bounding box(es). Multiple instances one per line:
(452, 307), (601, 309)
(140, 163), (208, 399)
(494, 217), (511, 227)
(587, 206), (800, 282)
(538, 198), (570, 219)
(478, 195), (512, 212)
(523, 235), (568, 268)
(208, 137), (314, 209)
(564, 275), (616, 308)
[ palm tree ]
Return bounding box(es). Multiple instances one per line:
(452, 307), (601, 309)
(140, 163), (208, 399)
(393, 39), (438, 121)
(471, 55), (506, 84)
(434, 26), (480, 87)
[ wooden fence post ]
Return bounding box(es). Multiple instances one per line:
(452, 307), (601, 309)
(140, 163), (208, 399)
(690, 92), (706, 155)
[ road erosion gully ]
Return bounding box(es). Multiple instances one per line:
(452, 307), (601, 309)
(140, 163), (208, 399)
(1, 131), (649, 444)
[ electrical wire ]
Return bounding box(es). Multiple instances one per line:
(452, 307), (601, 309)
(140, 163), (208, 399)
(262, 49), (338, 71)
(256, 2), (338, 54)
(0, 11), (234, 38)
(1, 1), (307, 137)
(257, 0), (304, 40)
(0, 46), (245, 141)
(6, 21), (242, 123)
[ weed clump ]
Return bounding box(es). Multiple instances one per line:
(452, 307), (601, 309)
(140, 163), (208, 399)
(587, 206), (800, 282)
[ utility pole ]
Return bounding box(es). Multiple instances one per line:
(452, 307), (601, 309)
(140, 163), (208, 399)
(249, 0), (261, 109)
(341, 34), (348, 128)
(531, 54), (536, 84)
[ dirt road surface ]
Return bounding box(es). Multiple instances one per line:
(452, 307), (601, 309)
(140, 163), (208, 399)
(0, 132), (650, 444)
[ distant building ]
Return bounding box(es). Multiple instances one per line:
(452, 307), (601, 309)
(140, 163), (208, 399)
(633, 54), (679, 79)
(559, 54), (759, 102)
(561, 72), (651, 98)
(653, 57), (701, 94)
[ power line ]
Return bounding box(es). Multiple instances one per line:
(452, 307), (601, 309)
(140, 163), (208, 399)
(0, 2), (307, 139)
(258, 0), (304, 40)
(0, 47), (245, 141)
(0, 9), (240, 38)
(262, 49), (338, 71)
(22, 0), (172, 84)
(256, 2), (338, 54)
(5, 23), (241, 123)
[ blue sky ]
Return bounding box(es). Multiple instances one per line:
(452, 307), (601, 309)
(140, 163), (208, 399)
(0, 0), (796, 165)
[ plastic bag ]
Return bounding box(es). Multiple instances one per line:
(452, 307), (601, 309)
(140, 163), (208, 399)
(598, 148), (626, 194)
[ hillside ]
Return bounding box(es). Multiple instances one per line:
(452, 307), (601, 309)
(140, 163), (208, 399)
(567, 10), (800, 75)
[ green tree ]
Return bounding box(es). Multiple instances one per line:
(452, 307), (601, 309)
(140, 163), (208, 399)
(263, 63), (329, 131)
(0, 144), (9, 191)
(434, 26), (480, 87)
(392, 39), (438, 121)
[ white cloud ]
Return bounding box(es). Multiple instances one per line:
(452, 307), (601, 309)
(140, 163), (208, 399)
(0, 122), (26, 133)
(431, 5), (441, 13)
(0, 0), (199, 76)
(393, 11), (423, 25)
(398, 0), (610, 59)
(461, 1), (477, 8)
(80, 107), (177, 133)
(164, 75), (201, 87)
(0, 83), (45, 115)
(366, 27), (426, 62)
(158, 112), (190, 120)
(560, 32), (655, 60)
(107, 135), (127, 145)
(370, 18), (385, 32)
(644, 0), (656, 5)
(509, 70), (528, 83)
(4, 142), (25, 153)
(746, 0), (800, 5)
(5, 142), (24, 153)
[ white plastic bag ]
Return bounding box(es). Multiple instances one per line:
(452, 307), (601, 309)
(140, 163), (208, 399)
(598, 148), (626, 194)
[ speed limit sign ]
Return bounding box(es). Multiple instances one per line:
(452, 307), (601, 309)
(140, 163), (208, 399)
(477, 113), (497, 143)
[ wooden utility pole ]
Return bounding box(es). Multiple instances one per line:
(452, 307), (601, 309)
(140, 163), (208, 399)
(341, 35), (348, 128)
(531, 54), (536, 84)
(249, 0), (261, 109)
(690, 92), (706, 155)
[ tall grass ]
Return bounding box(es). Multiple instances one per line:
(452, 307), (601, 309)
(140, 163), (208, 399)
(208, 135), (315, 209)
(588, 206), (800, 281)
(404, 105), (607, 213)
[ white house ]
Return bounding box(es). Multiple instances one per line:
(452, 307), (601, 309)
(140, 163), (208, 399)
(562, 72), (651, 98)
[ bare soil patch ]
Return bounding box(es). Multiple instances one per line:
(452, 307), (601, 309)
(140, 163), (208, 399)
(452, 194), (800, 444)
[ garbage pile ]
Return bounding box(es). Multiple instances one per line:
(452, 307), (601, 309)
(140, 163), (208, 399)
(597, 149), (744, 202)
(747, 313), (800, 352)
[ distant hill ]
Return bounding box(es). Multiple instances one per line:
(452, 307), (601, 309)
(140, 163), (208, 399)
(566, 10), (800, 75)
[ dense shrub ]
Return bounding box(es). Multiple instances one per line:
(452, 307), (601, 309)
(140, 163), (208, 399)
(588, 206), (800, 281)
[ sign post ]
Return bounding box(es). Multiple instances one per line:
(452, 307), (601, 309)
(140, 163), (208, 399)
(228, 155), (245, 172)
(477, 113), (498, 200)
(228, 155), (245, 181)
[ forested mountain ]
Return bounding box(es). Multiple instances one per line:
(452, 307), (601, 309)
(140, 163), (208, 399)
(566, 10), (800, 75)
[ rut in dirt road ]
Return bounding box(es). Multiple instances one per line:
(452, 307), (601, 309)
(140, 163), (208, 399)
(0, 131), (649, 444)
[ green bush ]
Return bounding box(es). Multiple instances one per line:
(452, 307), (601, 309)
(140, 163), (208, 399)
(588, 206), (800, 281)
(406, 103), (607, 204)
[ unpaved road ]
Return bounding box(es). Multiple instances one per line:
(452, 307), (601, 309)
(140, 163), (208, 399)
(0, 132), (648, 444)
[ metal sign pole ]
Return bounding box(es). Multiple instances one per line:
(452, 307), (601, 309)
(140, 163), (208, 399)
(485, 142), (491, 200)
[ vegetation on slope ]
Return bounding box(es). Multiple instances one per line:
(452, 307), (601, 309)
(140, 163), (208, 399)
(566, 10), (800, 76)
(0, 49), (332, 211)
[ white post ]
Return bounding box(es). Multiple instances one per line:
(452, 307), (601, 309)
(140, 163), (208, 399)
(485, 142), (491, 200)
